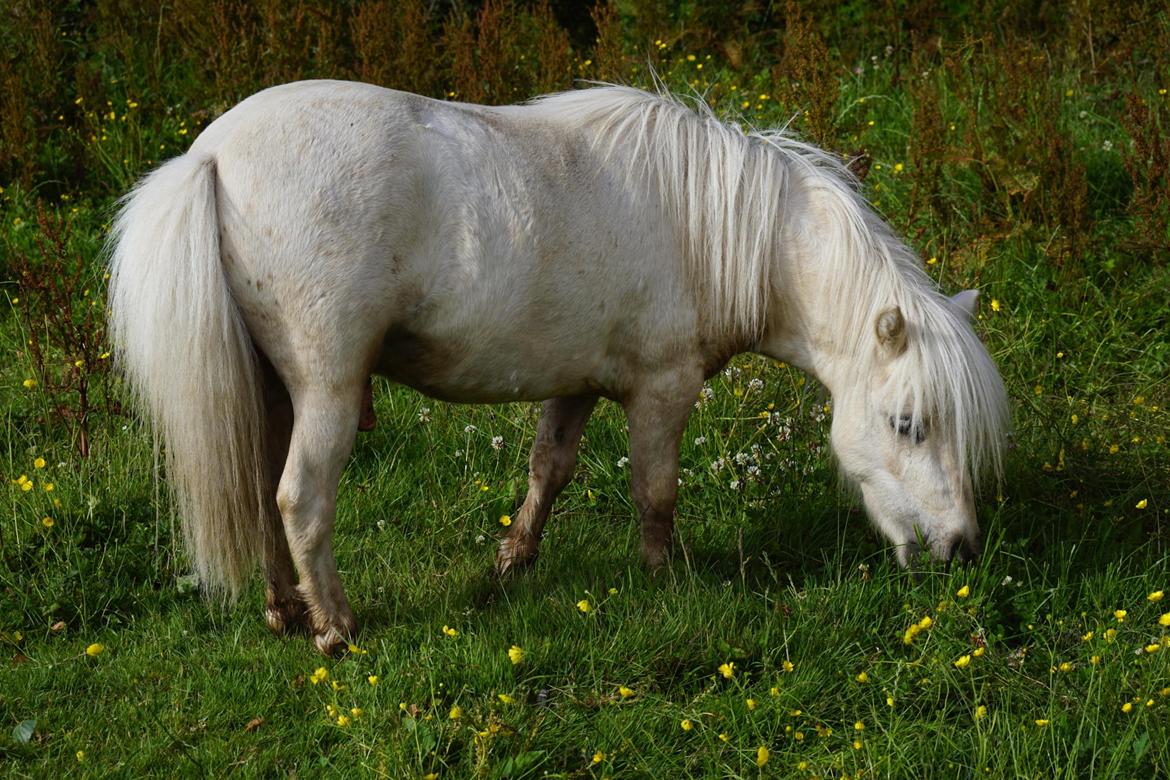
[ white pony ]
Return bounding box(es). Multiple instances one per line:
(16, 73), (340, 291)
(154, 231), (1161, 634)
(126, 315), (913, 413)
(109, 81), (1009, 654)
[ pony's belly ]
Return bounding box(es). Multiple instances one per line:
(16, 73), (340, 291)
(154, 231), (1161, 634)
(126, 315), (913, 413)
(374, 328), (603, 403)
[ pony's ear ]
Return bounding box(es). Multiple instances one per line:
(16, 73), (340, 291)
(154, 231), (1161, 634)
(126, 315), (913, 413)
(875, 307), (907, 356)
(950, 289), (980, 320)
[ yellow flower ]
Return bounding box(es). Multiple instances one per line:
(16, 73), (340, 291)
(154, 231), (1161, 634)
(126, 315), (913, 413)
(592, 751), (605, 764)
(42, 517), (54, 528)
(1035, 719), (1049, 727)
(1150, 591), (1165, 602)
(499, 514), (512, 526)
(576, 599), (592, 614)
(21, 481), (33, 492)
(508, 645), (524, 665)
(347, 643), (367, 655)
(1082, 631), (1095, 642)
(1058, 661), (1073, 672)
(1159, 613), (1170, 627)
(718, 733), (730, 742)
(618, 685), (634, 698)
(331, 680), (345, 691)
(855, 671), (869, 683)
(1135, 499), (1148, 510)
(782, 660), (794, 673)
(954, 655), (971, 669)
(1105, 628), (1117, 641)
(1114, 609), (1127, 622)
(990, 299), (1001, 312)
(854, 720), (865, 731)
(680, 718), (693, 731)
(886, 695), (895, 707)
(309, 667), (328, 684)
(745, 698), (757, 710)
(423, 774), (439, 780)
(770, 686), (780, 697)
(442, 625), (458, 637)
(894, 162), (904, 173)
(718, 662), (735, 679)
(42, 483), (53, 492)
(497, 693), (515, 704)
(956, 585), (970, 599)
(756, 746), (770, 767)
(367, 675), (378, 685)
(23, 378), (36, 389)
(1121, 702), (1133, 714)
(1144, 643), (1160, 654)
(33, 457), (46, 469)
(85, 643), (104, 657)
(449, 705), (462, 720)
(76, 751), (85, 762)
(918, 616), (933, 630)
(350, 707), (362, 719)
(853, 739), (863, 750)
(1090, 654), (1102, 665)
(336, 714), (350, 727)
(973, 646), (986, 658)
(974, 705), (987, 720)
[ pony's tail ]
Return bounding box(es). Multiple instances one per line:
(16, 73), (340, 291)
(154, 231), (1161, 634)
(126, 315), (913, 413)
(108, 153), (270, 599)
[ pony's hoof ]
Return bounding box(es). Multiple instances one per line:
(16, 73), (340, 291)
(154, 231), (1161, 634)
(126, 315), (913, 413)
(265, 597), (308, 636)
(314, 628), (349, 657)
(640, 545), (672, 573)
(495, 535), (538, 577)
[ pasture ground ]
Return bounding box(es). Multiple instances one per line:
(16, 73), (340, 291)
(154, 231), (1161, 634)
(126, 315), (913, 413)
(2, 2), (1168, 777)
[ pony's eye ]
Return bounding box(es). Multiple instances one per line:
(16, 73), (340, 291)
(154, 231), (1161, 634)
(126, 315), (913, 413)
(888, 415), (926, 444)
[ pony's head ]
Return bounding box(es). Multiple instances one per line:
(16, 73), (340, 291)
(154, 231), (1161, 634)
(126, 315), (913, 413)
(826, 290), (1008, 566)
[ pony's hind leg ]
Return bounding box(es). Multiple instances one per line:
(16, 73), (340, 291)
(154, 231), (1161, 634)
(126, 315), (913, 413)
(623, 372), (701, 570)
(496, 395), (598, 575)
(277, 383), (363, 655)
(260, 366), (307, 635)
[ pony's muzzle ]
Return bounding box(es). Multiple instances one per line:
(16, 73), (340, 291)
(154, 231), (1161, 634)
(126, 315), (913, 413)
(898, 532), (980, 568)
(939, 532), (981, 566)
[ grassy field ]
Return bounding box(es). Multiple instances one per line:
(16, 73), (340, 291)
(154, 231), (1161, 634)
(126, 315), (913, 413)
(2, 2), (1169, 777)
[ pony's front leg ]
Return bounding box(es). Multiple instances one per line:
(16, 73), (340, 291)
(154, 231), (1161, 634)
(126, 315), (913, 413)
(623, 372), (702, 570)
(277, 386), (362, 655)
(497, 395), (599, 575)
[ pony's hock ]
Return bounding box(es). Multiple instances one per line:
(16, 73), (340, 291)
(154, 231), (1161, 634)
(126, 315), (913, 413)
(109, 81), (1009, 653)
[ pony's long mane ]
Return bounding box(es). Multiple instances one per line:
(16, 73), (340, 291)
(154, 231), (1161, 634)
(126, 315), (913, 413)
(529, 85), (1009, 487)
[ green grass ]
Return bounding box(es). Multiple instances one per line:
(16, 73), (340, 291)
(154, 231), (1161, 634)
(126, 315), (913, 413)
(3, 6), (1170, 778)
